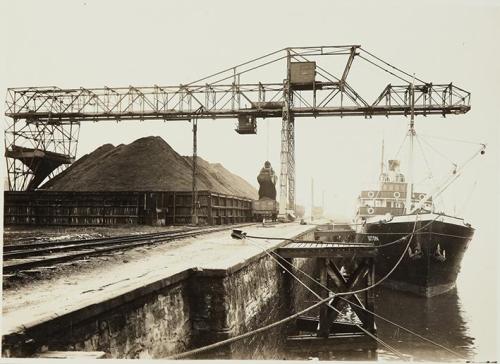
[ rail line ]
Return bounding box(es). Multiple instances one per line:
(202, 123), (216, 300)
(3, 224), (255, 275)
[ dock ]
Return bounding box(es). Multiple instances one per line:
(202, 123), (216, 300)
(278, 239), (377, 359)
(3, 223), (317, 358)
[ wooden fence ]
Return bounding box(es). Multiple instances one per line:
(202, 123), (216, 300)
(4, 190), (253, 226)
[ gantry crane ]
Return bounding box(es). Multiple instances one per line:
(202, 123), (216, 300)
(4, 45), (471, 219)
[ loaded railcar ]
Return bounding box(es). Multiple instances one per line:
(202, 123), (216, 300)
(252, 197), (279, 221)
(253, 161), (279, 221)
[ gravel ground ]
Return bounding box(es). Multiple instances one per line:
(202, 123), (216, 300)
(2, 224), (200, 290)
(2, 224), (194, 246)
(2, 223), (310, 337)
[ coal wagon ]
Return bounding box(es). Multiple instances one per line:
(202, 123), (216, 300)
(252, 197), (279, 222)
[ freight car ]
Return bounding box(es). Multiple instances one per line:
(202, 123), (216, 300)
(252, 197), (279, 221)
(253, 161), (279, 222)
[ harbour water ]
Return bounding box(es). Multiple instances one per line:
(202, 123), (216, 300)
(376, 287), (474, 361)
(375, 226), (498, 362)
(280, 226), (497, 362)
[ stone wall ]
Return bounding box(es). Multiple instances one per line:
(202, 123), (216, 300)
(3, 272), (193, 359)
(189, 229), (316, 359)
(2, 229), (317, 359)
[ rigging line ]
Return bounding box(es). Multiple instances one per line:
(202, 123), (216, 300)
(244, 238), (407, 359)
(357, 55), (412, 84)
(415, 134), (433, 178)
(418, 133), (485, 146)
(430, 145), (485, 204)
(395, 133), (408, 159)
(185, 48), (285, 86)
(359, 48), (427, 84)
(413, 174), (433, 187)
(271, 253), (466, 360)
(186, 54), (289, 93)
(418, 135), (456, 166)
(166, 296), (333, 359)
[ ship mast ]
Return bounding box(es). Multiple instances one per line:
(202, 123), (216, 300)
(405, 77), (416, 214)
(380, 139), (385, 177)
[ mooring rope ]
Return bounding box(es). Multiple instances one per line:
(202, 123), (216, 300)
(167, 223), (415, 360)
(245, 212), (439, 250)
(168, 215), (426, 360)
(251, 214), (419, 298)
(243, 237), (408, 359)
(269, 243), (466, 360)
(166, 295), (332, 360)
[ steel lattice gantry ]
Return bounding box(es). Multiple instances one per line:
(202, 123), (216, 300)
(3, 45), (471, 218)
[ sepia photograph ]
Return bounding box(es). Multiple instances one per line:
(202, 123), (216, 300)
(0, 0), (498, 362)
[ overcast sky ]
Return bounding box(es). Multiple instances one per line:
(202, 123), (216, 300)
(1, 1), (497, 218)
(0, 0), (498, 222)
(0, 0), (499, 359)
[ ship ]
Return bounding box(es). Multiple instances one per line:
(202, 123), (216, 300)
(353, 87), (485, 297)
(354, 158), (476, 297)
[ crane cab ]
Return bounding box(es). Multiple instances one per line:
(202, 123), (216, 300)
(235, 114), (257, 134)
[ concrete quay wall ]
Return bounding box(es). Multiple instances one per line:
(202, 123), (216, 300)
(2, 228), (316, 359)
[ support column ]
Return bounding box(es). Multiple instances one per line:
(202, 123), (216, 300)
(279, 117), (288, 217)
(279, 49), (295, 218)
(287, 116), (295, 213)
(365, 257), (376, 334)
(192, 118), (198, 225)
(318, 258), (330, 337)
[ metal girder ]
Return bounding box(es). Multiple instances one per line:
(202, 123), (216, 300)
(4, 83), (469, 123)
(4, 45), (471, 199)
(4, 117), (79, 191)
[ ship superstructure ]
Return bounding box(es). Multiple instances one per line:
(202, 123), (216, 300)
(356, 159), (432, 222)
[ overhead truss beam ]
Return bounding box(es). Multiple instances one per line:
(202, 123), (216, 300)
(4, 45), (471, 204)
(5, 83), (469, 123)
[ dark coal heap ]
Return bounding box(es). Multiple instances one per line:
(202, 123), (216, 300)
(42, 136), (258, 200)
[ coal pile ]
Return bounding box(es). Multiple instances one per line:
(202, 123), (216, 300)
(41, 136), (258, 199)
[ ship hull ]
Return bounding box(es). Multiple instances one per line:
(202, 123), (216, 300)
(359, 214), (474, 297)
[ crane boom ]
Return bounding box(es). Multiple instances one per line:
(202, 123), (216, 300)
(5, 82), (468, 122)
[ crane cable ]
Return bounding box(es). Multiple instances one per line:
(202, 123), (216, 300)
(358, 48), (427, 84)
(266, 119), (270, 161)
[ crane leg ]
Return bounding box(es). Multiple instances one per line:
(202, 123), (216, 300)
(279, 118), (288, 218)
(279, 113), (295, 220)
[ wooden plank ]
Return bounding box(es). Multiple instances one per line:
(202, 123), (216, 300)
(277, 247), (376, 258)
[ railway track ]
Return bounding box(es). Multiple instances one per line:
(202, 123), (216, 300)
(3, 224), (254, 275)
